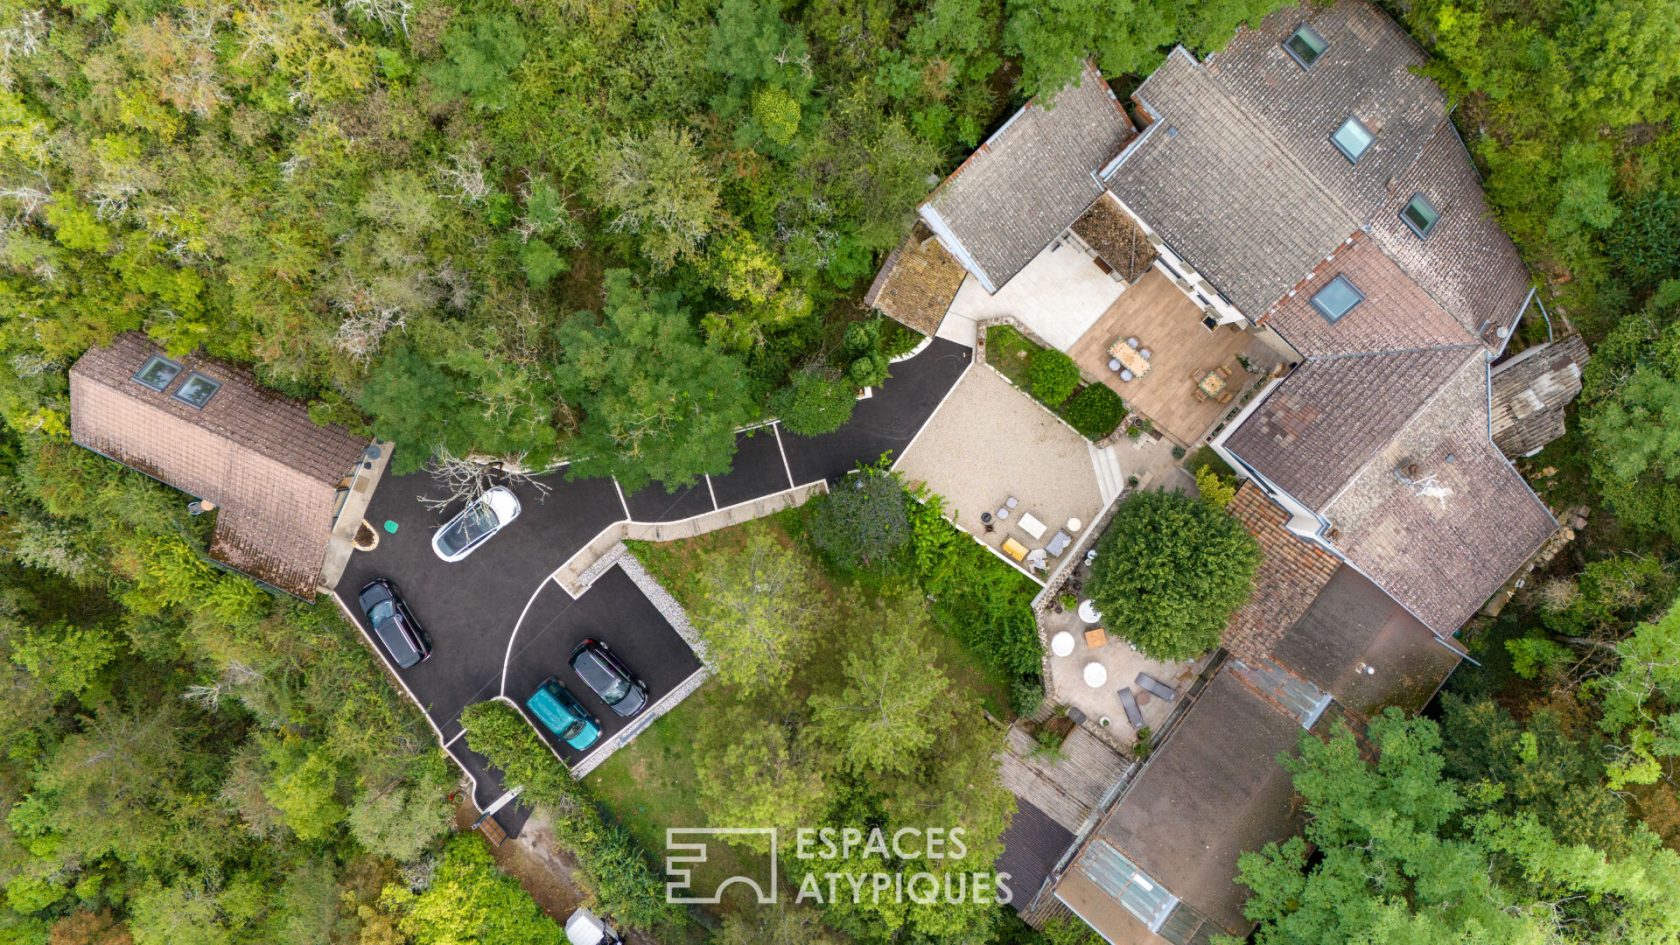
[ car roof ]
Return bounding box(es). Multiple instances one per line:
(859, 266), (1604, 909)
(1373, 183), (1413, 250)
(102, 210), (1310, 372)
(481, 486), (520, 521)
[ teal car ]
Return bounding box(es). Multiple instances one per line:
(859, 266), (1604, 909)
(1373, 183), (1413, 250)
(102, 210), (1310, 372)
(525, 678), (602, 751)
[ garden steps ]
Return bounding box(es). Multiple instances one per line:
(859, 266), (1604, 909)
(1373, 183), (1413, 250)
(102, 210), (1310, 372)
(1089, 442), (1126, 505)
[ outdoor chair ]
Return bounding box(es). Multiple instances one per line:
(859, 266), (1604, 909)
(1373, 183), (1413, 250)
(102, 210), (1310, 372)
(1216, 365), (1232, 379)
(1217, 390), (1234, 404)
(1118, 688), (1145, 728)
(1192, 388), (1209, 403)
(1136, 673), (1176, 702)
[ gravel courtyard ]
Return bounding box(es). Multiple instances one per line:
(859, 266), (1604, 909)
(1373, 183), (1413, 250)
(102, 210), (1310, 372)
(897, 367), (1108, 580)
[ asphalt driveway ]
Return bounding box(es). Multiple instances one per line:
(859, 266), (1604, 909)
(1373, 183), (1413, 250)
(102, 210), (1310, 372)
(331, 337), (971, 837)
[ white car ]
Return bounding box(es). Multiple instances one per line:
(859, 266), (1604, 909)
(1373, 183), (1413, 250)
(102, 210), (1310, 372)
(564, 908), (622, 945)
(431, 486), (522, 562)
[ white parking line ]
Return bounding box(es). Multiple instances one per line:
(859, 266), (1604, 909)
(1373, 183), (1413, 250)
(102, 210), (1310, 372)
(771, 421), (796, 489)
(705, 474), (719, 510)
(499, 577), (560, 697)
(612, 477), (631, 519)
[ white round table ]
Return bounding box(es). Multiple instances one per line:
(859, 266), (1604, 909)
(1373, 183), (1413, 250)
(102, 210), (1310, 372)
(1050, 631), (1075, 657)
(1078, 600), (1102, 624)
(1083, 662), (1108, 688)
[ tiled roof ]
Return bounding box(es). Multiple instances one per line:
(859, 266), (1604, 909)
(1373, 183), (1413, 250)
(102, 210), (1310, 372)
(1223, 345), (1476, 508)
(1106, 48), (1359, 316)
(1320, 355), (1557, 633)
(863, 222), (968, 336)
(1088, 670), (1305, 936)
(921, 63), (1133, 292)
(1490, 336), (1589, 457)
(1369, 121), (1536, 344)
(1259, 232), (1476, 356)
(1207, 0), (1445, 221)
(996, 799), (1075, 914)
(1222, 483), (1340, 663)
(70, 333), (367, 598)
(1270, 566), (1463, 717)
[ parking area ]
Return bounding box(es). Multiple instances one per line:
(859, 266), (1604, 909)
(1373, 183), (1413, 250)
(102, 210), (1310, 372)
(330, 337), (973, 837)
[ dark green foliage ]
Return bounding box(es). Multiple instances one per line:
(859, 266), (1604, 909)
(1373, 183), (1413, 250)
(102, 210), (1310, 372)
(1579, 285), (1680, 542)
(1060, 384), (1126, 438)
(554, 271), (755, 492)
(843, 318), (892, 389)
(460, 701), (684, 933)
(807, 461), (913, 573)
(1605, 191), (1680, 292)
(1237, 710), (1680, 945)
(907, 489), (1043, 681)
(1027, 348), (1080, 405)
(427, 12), (530, 109)
(1086, 490), (1260, 660)
(770, 366), (857, 435)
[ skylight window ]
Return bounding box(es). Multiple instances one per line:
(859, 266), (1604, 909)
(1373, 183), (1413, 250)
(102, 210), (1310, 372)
(1330, 116), (1374, 163)
(1310, 275), (1364, 322)
(1400, 192), (1441, 238)
(133, 355), (183, 392)
(172, 372), (221, 409)
(1283, 24), (1327, 68)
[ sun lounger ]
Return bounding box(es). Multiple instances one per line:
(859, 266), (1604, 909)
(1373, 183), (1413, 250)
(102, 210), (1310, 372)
(1001, 537), (1028, 562)
(1045, 530), (1072, 557)
(1118, 687), (1145, 728)
(1136, 672), (1176, 702)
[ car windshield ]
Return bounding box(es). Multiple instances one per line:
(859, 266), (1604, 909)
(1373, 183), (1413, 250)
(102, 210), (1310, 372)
(437, 502), (499, 554)
(577, 654), (630, 702)
(560, 719), (586, 740)
(369, 600), (395, 624)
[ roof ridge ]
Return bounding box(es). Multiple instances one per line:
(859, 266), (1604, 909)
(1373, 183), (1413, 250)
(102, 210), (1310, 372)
(1297, 341), (1482, 364)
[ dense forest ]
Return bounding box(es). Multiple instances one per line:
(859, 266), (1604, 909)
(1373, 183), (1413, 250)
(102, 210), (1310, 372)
(2, 0), (1680, 942)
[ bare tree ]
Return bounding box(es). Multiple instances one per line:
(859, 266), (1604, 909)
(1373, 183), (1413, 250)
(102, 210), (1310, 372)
(417, 449), (550, 512)
(437, 148), (490, 204)
(340, 0), (410, 35)
(331, 297), (406, 364)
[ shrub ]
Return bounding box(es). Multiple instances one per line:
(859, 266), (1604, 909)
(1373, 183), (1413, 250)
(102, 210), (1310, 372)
(1027, 348), (1080, 405)
(1086, 490), (1261, 661)
(1194, 465), (1237, 508)
(907, 490), (1041, 681)
(460, 701), (582, 810)
(1010, 676), (1046, 716)
(806, 460), (911, 574)
(1060, 384), (1126, 438)
(771, 367), (856, 435)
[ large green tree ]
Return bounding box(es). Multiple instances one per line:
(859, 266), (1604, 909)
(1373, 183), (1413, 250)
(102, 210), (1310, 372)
(554, 270), (755, 491)
(1579, 285), (1680, 541)
(692, 531), (822, 693)
(1237, 710), (1680, 945)
(1085, 489), (1260, 660)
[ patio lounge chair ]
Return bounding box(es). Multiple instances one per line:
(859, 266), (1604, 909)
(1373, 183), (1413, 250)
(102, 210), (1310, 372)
(1118, 688), (1145, 728)
(1045, 530), (1072, 557)
(1136, 672), (1176, 702)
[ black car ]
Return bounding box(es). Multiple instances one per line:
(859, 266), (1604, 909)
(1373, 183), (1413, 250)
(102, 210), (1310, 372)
(357, 578), (431, 669)
(569, 640), (648, 718)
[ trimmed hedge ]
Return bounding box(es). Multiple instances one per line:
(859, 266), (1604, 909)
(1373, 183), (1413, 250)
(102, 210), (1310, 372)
(461, 701), (684, 932)
(1061, 384), (1126, 439)
(1027, 348), (1080, 405)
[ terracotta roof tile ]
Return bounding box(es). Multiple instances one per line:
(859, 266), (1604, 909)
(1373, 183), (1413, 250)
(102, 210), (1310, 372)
(1222, 483), (1340, 662)
(1490, 336), (1588, 457)
(70, 333), (367, 598)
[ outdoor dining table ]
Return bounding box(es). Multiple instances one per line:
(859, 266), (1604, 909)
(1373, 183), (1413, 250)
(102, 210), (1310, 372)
(1198, 369), (1227, 398)
(1110, 340), (1151, 377)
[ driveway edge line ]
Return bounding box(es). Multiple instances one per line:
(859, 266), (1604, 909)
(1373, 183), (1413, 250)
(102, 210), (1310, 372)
(328, 589), (487, 811)
(890, 359), (974, 476)
(771, 421), (796, 489)
(500, 576), (564, 696)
